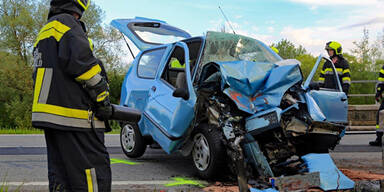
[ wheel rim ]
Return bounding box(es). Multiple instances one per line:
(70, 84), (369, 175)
(192, 133), (211, 171)
(121, 124), (135, 153)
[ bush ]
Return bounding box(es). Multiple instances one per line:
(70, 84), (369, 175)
(0, 53), (33, 129)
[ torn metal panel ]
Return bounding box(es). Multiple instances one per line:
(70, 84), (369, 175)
(285, 117), (308, 135)
(243, 134), (274, 179)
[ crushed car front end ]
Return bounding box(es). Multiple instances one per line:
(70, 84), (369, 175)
(191, 32), (347, 182)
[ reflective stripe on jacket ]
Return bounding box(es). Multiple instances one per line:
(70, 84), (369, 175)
(32, 13), (105, 130)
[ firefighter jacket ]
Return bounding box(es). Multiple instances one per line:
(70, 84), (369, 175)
(32, 13), (107, 131)
(377, 65), (384, 95)
(319, 56), (351, 95)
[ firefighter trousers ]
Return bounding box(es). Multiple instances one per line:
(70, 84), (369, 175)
(44, 128), (111, 192)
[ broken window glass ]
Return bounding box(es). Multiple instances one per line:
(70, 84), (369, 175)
(200, 31), (281, 66)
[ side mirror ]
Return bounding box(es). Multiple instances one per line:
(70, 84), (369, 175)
(309, 82), (320, 90)
(173, 88), (189, 100)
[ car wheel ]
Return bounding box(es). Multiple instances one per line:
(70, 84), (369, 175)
(120, 122), (146, 158)
(192, 124), (226, 179)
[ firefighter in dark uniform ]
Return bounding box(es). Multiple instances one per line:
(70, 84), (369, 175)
(369, 66), (384, 146)
(32, 0), (112, 191)
(319, 41), (351, 95)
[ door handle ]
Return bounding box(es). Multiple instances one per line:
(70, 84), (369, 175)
(151, 86), (156, 92)
(341, 98), (347, 101)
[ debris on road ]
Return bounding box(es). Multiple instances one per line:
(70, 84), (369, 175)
(203, 182), (250, 192)
(272, 172), (320, 192)
(340, 169), (384, 181)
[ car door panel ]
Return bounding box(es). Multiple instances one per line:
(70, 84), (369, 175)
(303, 55), (348, 124)
(143, 42), (197, 154)
(309, 90), (348, 123)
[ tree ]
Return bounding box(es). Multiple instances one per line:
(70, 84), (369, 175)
(351, 28), (381, 71)
(0, 0), (46, 65)
(295, 54), (317, 79)
(271, 39), (307, 59)
(82, 2), (125, 72)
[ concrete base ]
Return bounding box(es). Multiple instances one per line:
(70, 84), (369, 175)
(349, 105), (379, 127)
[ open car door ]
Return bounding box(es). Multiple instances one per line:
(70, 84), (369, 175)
(303, 54), (348, 124)
(142, 42), (197, 153)
(111, 17), (191, 51)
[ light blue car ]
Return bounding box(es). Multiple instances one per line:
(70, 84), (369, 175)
(112, 17), (348, 180)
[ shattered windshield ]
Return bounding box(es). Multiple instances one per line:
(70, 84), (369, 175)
(200, 31), (281, 66)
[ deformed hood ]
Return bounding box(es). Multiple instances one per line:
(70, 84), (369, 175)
(218, 60), (276, 97)
(212, 60), (302, 114)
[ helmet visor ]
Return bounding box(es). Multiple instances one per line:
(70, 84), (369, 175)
(76, 0), (90, 11)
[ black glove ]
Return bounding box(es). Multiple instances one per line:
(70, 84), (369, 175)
(95, 98), (113, 121)
(309, 82), (320, 90)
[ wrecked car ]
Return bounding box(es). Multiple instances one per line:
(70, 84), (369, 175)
(112, 17), (348, 183)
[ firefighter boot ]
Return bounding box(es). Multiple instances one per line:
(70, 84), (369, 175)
(369, 132), (383, 146)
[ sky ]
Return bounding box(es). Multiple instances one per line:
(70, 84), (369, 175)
(92, 0), (384, 56)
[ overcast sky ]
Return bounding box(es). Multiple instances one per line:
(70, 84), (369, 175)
(93, 0), (384, 56)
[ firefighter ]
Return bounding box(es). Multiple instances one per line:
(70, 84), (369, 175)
(170, 57), (185, 69)
(32, 0), (112, 191)
(369, 66), (384, 146)
(271, 46), (279, 54)
(319, 41), (351, 95)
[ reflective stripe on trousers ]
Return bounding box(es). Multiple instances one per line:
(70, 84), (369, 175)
(86, 168), (98, 192)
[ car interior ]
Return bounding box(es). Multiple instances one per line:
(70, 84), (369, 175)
(161, 39), (202, 90)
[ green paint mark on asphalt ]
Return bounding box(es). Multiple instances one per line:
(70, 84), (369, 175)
(110, 158), (139, 165)
(164, 177), (205, 188)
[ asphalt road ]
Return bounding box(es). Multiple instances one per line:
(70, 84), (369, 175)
(0, 134), (380, 191)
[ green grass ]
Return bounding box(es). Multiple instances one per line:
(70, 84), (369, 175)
(0, 128), (43, 134)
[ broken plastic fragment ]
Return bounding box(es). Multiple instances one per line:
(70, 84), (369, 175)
(301, 153), (355, 191)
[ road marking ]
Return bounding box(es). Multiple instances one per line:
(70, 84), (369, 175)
(110, 158), (139, 165)
(165, 177), (206, 187)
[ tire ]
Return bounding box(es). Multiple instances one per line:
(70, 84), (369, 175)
(120, 122), (146, 158)
(192, 124), (226, 179)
